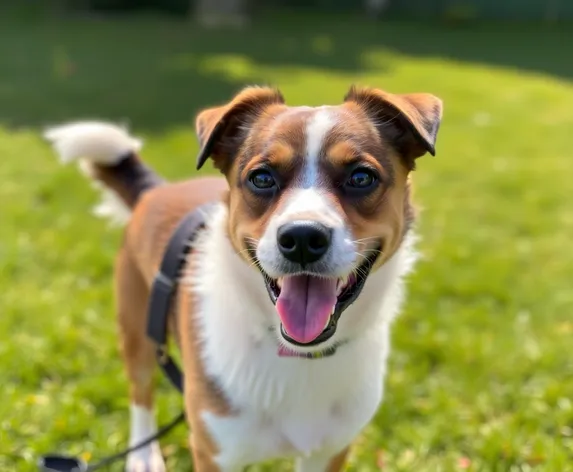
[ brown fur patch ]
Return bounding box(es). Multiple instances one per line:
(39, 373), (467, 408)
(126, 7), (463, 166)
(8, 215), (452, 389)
(326, 447), (350, 472)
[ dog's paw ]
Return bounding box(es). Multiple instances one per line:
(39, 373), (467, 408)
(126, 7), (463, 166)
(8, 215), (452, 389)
(125, 442), (166, 472)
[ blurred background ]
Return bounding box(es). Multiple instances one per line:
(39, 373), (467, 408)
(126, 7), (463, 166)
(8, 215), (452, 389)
(0, 1), (572, 471)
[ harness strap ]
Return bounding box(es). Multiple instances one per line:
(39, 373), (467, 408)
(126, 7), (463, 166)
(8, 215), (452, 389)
(146, 203), (215, 393)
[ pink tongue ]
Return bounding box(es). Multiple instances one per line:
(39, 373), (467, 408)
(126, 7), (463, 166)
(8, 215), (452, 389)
(276, 275), (338, 344)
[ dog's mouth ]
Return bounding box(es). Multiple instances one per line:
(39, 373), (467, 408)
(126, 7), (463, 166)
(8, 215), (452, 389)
(249, 244), (382, 350)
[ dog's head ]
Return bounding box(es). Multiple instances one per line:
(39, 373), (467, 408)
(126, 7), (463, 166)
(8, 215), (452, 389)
(195, 85), (442, 354)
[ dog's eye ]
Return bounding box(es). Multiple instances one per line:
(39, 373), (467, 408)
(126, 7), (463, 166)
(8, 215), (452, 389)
(249, 169), (276, 190)
(346, 168), (377, 189)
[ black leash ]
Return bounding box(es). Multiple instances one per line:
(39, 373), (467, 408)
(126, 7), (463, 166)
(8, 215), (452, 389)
(39, 413), (185, 472)
(38, 205), (213, 472)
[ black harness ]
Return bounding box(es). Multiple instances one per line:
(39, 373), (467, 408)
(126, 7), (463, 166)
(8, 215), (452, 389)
(146, 203), (215, 393)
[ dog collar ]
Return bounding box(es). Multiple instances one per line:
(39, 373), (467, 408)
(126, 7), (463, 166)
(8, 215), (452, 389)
(287, 341), (347, 359)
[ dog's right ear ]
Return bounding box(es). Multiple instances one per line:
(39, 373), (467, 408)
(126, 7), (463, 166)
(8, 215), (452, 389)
(195, 86), (285, 173)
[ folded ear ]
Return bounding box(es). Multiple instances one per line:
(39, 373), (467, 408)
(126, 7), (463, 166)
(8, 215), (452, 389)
(195, 86), (285, 173)
(344, 86), (443, 167)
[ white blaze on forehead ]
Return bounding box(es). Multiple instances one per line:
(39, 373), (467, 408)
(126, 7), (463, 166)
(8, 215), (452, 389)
(277, 107), (343, 229)
(281, 187), (343, 226)
(303, 108), (336, 188)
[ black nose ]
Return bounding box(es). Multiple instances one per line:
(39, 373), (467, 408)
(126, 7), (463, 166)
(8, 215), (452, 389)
(277, 221), (332, 265)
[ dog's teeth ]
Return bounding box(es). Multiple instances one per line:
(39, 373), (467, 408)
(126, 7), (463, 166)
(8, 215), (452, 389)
(323, 309), (335, 330)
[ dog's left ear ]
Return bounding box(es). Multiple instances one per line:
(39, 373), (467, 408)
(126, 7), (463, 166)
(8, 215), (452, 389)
(344, 86), (443, 167)
(195, 86), (285, 173)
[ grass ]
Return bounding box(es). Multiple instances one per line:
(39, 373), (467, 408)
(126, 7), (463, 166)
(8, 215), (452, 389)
(1, 8), (573, 472)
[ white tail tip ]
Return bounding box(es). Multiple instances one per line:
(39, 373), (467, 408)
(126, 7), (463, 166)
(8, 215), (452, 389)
(44, 121), (143, 165)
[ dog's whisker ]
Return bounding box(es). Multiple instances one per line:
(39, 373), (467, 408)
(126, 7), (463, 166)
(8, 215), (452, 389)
(352, 236), (380, 244)
(237, 246), (262, 271)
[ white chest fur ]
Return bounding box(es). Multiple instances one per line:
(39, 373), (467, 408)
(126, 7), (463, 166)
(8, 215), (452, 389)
(185, 206), (417, 470)
(200, 334), (387, 469)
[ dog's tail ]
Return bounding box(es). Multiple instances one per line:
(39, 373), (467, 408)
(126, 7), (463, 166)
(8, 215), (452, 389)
(44, 121), (163, 225)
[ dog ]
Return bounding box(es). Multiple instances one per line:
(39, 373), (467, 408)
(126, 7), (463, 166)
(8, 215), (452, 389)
(44, 84), (442, 472)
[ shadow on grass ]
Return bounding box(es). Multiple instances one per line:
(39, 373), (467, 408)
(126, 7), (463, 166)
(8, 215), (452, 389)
(0, 10), (571, 132)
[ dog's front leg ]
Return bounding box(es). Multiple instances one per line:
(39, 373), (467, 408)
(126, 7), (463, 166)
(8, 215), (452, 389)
(188, 424), (244, 472)
(295, 447), (350, 472)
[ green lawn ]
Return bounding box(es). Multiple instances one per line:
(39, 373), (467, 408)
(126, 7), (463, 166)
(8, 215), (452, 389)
(1, 10), (573, 472)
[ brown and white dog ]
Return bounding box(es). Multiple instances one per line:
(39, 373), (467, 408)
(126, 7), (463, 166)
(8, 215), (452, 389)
(44, 85), (442, 472)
